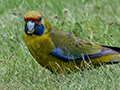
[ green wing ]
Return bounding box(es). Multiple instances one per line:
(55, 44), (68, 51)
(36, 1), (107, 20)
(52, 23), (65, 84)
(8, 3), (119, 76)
(50, 26), (102, 59)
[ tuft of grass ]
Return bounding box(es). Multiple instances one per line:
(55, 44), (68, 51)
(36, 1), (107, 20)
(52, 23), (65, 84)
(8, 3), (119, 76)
(1, 0), (120, 89)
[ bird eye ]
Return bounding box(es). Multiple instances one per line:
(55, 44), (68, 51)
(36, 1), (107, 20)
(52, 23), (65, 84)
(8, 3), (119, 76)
(37, 17), (42, 22)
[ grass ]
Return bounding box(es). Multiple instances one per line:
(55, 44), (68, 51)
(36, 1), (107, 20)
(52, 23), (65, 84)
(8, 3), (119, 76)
(1, 0), (120, 89)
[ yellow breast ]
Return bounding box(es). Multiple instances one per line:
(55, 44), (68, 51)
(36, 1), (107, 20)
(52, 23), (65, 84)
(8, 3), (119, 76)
(23, 32), (80, 73)
(24, 32), (54, 63)
(24, 32), (120, 73)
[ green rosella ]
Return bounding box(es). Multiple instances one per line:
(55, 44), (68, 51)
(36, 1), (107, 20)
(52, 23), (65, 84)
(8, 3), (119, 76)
(24, 11), (120, 73)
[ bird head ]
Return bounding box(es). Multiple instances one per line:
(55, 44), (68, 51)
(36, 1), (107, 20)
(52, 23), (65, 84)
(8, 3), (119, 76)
(24, 11), (51, 36)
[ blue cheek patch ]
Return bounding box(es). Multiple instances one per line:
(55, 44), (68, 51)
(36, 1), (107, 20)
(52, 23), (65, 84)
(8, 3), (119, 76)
(24, 24), (44, 36)
(34, 24), (44, 36)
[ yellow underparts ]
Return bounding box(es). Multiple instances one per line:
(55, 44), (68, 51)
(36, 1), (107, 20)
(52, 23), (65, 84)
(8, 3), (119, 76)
(90, 54), (120, 64)
(24, 32), (120, 73)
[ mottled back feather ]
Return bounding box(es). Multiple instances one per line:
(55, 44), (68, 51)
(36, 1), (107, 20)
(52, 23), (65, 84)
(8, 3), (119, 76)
(50, 26), (103, 59)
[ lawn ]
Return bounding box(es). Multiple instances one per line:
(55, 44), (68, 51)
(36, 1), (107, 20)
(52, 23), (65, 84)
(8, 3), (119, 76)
(1, 0), (120, 89)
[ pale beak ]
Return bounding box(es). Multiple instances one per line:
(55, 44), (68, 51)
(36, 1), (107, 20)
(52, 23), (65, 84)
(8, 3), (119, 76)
(27, 21), (35, 34)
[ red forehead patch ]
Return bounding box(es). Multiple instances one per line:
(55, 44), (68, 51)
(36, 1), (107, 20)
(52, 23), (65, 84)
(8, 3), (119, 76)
(24, 18), (38, 22)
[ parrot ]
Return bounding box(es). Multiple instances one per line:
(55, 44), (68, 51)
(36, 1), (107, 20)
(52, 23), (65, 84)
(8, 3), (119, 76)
(24, 11), (120, 73)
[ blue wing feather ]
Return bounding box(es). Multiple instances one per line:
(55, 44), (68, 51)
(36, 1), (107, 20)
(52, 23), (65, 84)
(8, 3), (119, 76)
(51, 46), (120, 61)
(51, 47), (90, 61)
